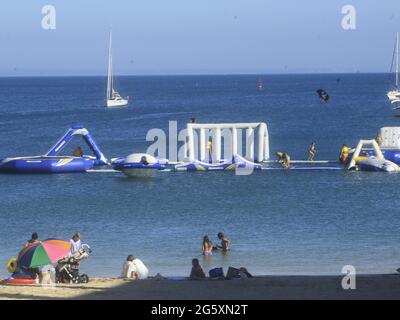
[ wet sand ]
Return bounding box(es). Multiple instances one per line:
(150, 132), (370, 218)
(1, 274), (400, 300)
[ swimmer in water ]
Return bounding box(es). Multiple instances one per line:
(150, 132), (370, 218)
(202, 235), (213, 256)
(217, 232), (231, 252)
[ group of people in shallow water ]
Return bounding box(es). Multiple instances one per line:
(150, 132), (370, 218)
(192, 231), (252, 280)
(202, 232), (231, 256)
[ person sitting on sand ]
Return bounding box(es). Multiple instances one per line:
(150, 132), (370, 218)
(190, 258), (206, 280)
(121, 255), (149, 280)
(217, 232), (231, 252)
(38, 264), (55, 285)
(202, 235), (213, 256)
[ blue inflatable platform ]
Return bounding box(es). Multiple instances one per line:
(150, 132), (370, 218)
(0, 125), (108, 174)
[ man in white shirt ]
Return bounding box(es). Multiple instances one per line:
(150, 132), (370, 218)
(69, 233), (82, 257)
(121, 255), (149, 280)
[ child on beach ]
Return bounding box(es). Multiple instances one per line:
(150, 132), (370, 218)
(38, 264), (56, 285)
(190, 258), (206, 280)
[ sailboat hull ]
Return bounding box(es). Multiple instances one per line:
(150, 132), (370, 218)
(391, 105), (400, 116)
(387, 90), (400, 101)
(106, 98), (129, 108)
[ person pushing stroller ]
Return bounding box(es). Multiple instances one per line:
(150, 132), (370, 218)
(56, 233), (91, 283)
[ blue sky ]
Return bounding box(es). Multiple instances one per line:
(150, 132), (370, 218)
(0, 0), (399, 75)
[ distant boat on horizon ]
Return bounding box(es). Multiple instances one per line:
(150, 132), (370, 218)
(387, 32), (400, 104)
(257, 78), (264, 92)
(106, 31), (129, 108)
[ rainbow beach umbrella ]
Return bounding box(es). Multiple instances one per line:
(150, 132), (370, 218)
(17, 239), (71, 268)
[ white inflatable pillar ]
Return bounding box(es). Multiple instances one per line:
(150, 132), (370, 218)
(232, 128), (238, 158)
(199, 128), (207, 161)
(187, 126), (195, 161)
(213, 128), (222, 162)
(264, 126), (270, 160)
(246, 127), (254, 160)
(257, 125), (264, 162)
(258, 122), (269, 161)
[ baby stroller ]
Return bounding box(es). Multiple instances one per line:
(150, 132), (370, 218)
(56, 244), (91, 284)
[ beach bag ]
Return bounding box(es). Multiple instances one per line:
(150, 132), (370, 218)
(209, 267), (224, 278)
(226, 267), (240, 279)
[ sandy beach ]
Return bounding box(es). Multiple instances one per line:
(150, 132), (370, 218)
(1, 274), (400, 300)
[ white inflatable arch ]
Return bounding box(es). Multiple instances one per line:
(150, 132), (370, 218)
(186, 122), (269, 163)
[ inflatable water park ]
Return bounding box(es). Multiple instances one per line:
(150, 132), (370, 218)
(2, 123), (400, 176)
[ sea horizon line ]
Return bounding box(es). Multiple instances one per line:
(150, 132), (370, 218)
(0, 71), (394, 78)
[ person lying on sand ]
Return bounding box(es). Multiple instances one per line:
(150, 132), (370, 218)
(190, 258), (206, 280)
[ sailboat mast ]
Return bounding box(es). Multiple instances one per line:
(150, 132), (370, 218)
(107, 31), (113, 99)
(396, 32), (399, 88)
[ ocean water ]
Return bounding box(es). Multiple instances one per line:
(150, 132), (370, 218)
(1, 74), (400, 279)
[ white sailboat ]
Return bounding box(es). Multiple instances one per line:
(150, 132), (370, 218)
(257, 78), (264, 92)
(106, 31), (129, 108)
(387, 32), (400, 104)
